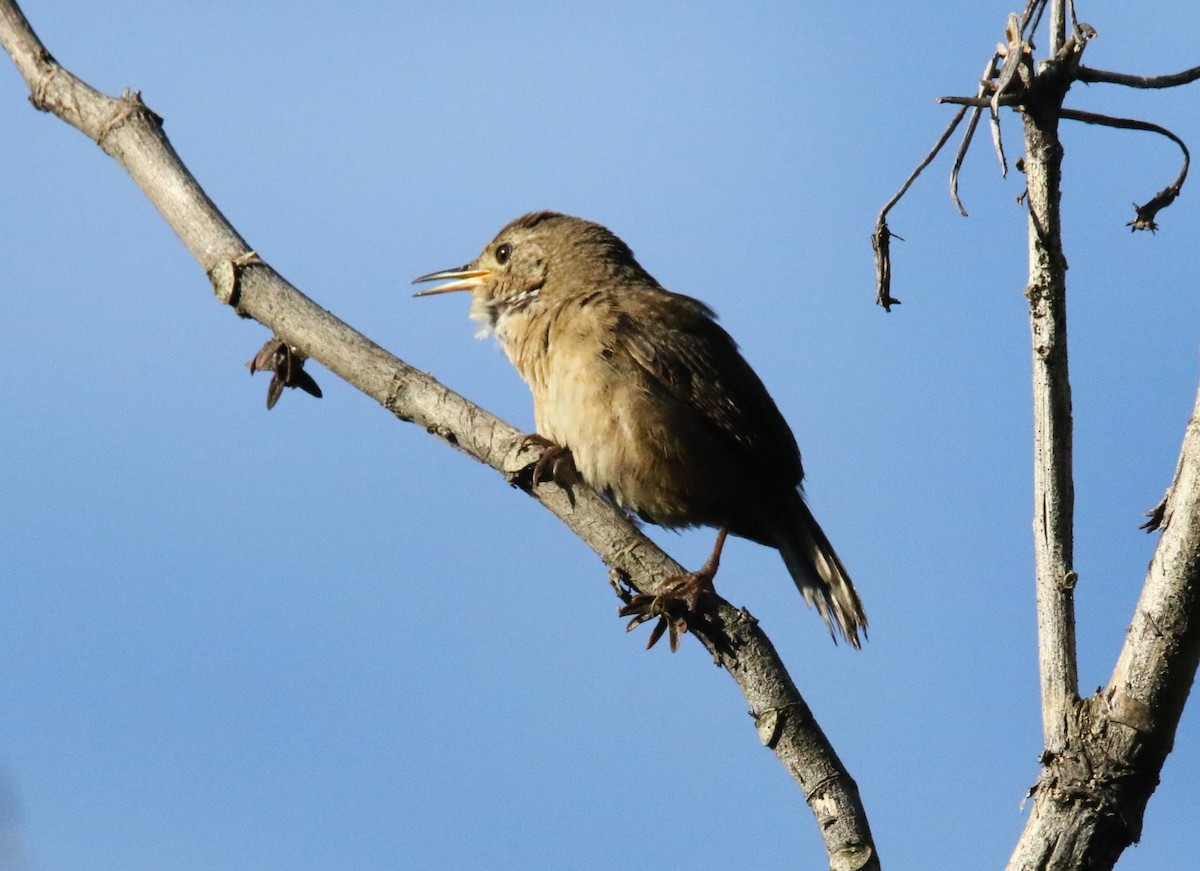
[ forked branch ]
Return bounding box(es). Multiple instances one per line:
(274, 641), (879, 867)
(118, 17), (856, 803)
(875, 3), (1199, 307)
(871, 3), (1200, 868)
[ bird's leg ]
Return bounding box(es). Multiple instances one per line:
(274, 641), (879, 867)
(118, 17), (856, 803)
(619, 528), (728, 651)
(519, 433), (578, 488)
(669, 527), (727, 612)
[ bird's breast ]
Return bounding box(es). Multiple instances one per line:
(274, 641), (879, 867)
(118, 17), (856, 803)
(498, 299), (721, 528)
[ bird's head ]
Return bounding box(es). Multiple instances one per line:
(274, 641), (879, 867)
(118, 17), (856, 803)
(413, 211), (655, 337)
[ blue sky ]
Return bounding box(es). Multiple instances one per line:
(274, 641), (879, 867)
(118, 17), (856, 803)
(2, 3), (1198, 869)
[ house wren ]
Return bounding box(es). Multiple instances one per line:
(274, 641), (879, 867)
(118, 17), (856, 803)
(414, 212), (866, 649)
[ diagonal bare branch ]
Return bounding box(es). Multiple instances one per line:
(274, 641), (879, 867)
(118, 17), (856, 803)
(950, 106), (984, 216)
(952, 54), (1008, 215)
(873, 107), (967, 309)
(989, 105), (1010, 178)
(877, 107), (969, 222)
(1019, 0), (1049, 41)
(0, 1), (880, 867)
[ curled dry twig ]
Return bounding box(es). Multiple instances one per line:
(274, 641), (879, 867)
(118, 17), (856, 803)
(873, 107), (966, 311)
(875, 3), (1193, 307)
(1059, 108), (1190, 231)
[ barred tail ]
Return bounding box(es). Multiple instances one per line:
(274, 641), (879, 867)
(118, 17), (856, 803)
(775, 495), (867, 648)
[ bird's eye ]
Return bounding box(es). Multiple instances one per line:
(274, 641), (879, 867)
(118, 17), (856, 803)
(495, 243), (512, 265)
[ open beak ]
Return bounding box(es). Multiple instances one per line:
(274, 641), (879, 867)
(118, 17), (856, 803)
(412, 266), (492, 297)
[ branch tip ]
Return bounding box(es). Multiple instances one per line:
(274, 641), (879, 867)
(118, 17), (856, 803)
(873, 106), (967, 308)
(1059, 109), (1190, 231)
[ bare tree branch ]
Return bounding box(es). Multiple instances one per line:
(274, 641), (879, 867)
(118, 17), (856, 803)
(0, 1), (880, 868)
(1104, 388), (1200, 826)
(872, 107), (967, 310)
(870, 221), (899, 313)
(950, 106), (983, 216)
(878, 2), (1200, 866)
(1020, 67), (1080, 763)
(989, 104), (1011, 178)
(1008, 3), (1200, 867)
(939, 94), (1021, 108)
(952, 55), (1008, 215)
(1059, 108), (1191, 231)
(991, 13), (1033, 126)
(1078, 64), (1200, 89)
(1019, 0), (1049, 39)
(1007, 380), (1200, 870)
(937, 100), (1191, 231)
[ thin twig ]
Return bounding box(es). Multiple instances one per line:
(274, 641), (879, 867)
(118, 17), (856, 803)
(989, 107), (1009, 178)
(1078, 64), (1200, 89)
(1053, 21), (1096, 66)
(1020, 0), (1048, 43)
(1067, 0), (1081, 41)
(873, 107), (967, 309)
(1060, 108), (1190, 230)
(950, 106), (983, 216)
(939, 94), (1022, 109)
(878, 107), (969, 220)
(951, 55), (1003, 216)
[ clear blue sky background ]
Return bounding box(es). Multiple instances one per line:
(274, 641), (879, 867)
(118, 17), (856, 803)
(3, 3), (1198, 869)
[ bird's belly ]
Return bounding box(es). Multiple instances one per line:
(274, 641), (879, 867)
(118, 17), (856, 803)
(533, 366), (720, 529)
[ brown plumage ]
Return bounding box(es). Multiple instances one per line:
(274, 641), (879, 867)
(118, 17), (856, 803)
(415, 211), (866, 648)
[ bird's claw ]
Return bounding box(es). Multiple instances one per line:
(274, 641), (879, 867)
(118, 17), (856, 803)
(519, 434), (578, 489)
(620, 594), (690, 652)
(617, 572), (714, 652)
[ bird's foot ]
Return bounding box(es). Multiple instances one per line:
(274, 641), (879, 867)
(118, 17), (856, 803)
(618, 569), (716, 652)
(519, 433), (578, 489)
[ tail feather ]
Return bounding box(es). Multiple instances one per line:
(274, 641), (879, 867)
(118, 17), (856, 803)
(775, 496), (867, 648)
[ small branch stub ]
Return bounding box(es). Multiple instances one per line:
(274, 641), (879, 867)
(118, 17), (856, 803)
(210, 250), (263, 309)
(95, 88), (161, 147)
(755, 707), (784, 748)
(210, 258), (237, 306)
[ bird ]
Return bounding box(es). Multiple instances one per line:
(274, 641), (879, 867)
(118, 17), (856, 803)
(413, 211), (865, 650)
